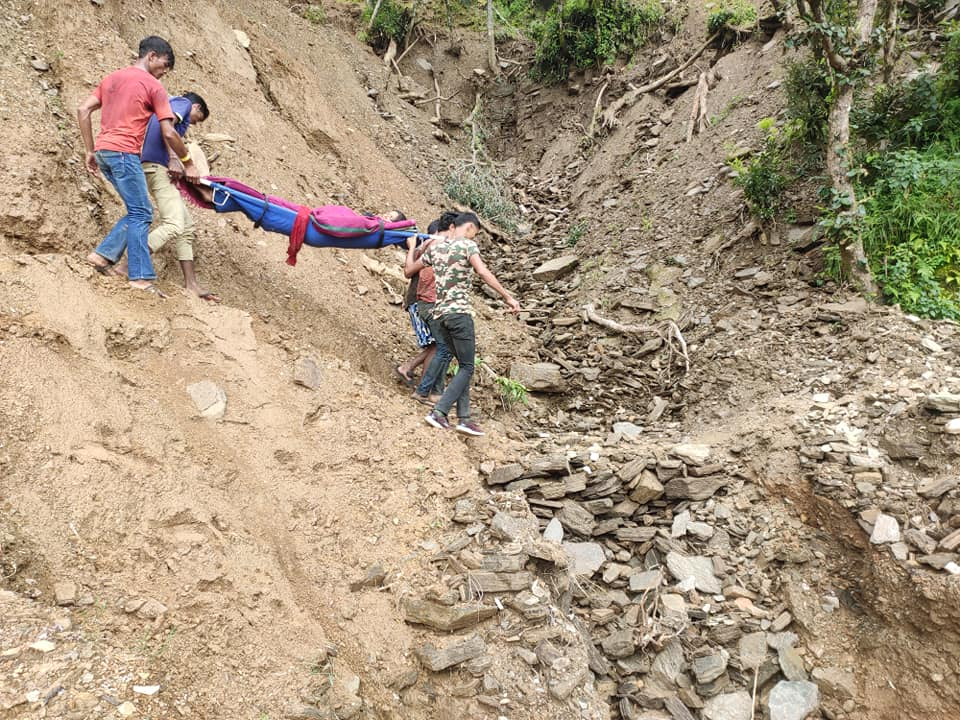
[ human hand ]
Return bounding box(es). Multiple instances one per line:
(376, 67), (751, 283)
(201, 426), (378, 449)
(85, 151), (99, 176)
(183, 160), (200, 183)
(406, 236), (417, 250)
(506, 297), (521, 315)
(167, 156), (185, 180)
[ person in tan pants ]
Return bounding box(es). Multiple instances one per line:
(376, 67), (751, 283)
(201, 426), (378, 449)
(113, 92), (218, 301)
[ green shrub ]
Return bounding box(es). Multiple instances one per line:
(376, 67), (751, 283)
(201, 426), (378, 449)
(443, 162), (519, 232)
(706, 0), (757, 34)
(302, 4), (325, 24)
(783, 57), (830, 147)
(532, 0), (664, 82)
(360, 0), (412, 51)
(730, 118), (787, 222)
(859, 146), (960, 319)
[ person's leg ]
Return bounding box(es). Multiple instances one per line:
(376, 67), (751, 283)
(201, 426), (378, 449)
(106, 153), (155, 285)
(416, 303), (450, 397)
(90, 151), (131, 266)
(168, 185), (217, 300)
(433, 313), (475, 420)
(144, 162), (184, 257)
(398, 304), (432, 380)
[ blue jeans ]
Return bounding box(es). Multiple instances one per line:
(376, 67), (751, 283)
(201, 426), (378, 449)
(433, 313), (475, 421)
(93, 150), (156, 281)
(416, 302), (451, 396)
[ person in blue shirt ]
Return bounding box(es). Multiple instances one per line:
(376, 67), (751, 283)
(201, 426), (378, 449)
(111, 92), (217, 301)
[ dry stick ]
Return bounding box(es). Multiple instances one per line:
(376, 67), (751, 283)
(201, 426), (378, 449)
(586, 80), (609, 140)
(368, 0), (384, 29)
(432, 74), (442, 125)
(686, 72), (710, 142)
(383, 38), (398, 67)
(395, 34), (421, 64)
(601, 31), (719, 130)
(582, 304), (690, 373)
(412, 87), (462, 106)
(750, 666), (759, 719)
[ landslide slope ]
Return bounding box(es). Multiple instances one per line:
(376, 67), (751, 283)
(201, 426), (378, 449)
(0, 1), (545, 719)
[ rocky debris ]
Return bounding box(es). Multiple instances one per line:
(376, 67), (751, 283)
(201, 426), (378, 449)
(53, 581), (77, 606)
(811, 666), (856, 700)
(348, 562), (386, 591)
(463, 428), (855, 720)
(415, 634), (486, 671)
(532, 255), (580, 282)
(510, 361), (567, 392)
(797, 379), (960, 577)
(768, 680), (820, 720)
(293, 356), (322, 389)
(702, 690), (752, 720)
(403, 597), (497, 631)
(186, 380), (227, 419)
(563, 541), (605, 575)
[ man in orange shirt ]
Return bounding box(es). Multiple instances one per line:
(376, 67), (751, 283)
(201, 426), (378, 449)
(78, 36), (198, 296)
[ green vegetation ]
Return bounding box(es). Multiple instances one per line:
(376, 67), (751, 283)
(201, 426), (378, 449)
(706, 0), (757, 34)
(302, 4), (326, 24)
(566, 219), (588, 246)
(360, 0), (412, 50)
(735, 23), (960, 319)
(783, 58), (830, 147)
(494, 375), (530, 407)
(531, 0), (664, 82)
(730, 118), (788, 223)
(858, 148), (960, 319)
(443, 162), (519, 233)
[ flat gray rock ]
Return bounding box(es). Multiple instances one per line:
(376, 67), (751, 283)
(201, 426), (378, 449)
(562, 541), (605, 576)
(670, 443), (711, 465)
(666, 552), (722, 594)
(293, 356), (322, 389)
(702, 690), (752, 720)
(532, 254), (580, 282)
(543, 517), (564, 543)
(768, 680), (819, 720)
(629, 569), (662, 593)
(187, 380), (227, 419)
(509, 362), (567, 392)
(869, 513), (900, 544)
(613, 421), (643, 439)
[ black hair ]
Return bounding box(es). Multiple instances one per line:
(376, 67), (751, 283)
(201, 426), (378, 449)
(390, 210), (407, 221)
(439, 211), (458, 229)
(427, 220), (440, 234)
(139, 37), (175, 70)
(182, 92), (210, 120)
(454, 212), (480, 229)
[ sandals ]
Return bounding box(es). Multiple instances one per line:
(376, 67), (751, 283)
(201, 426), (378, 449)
(134, 284), (167, 299)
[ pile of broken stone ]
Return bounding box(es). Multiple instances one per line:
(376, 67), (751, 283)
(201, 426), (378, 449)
(369, 438), (859, 720)
(797, 388), (960, 577)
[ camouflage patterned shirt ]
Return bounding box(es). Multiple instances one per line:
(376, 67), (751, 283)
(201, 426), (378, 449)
(422, 235), (480, 317)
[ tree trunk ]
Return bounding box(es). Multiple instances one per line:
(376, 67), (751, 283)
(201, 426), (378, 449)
(882, 0), (899, 83)
(486, 0), (499, 75)
(826, 81), (877, 295)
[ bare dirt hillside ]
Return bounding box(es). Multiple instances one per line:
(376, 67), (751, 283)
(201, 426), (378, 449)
(3, 1), (960, 720)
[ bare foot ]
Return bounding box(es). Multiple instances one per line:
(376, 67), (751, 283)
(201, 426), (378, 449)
(111, 259), (130, 278)
(187, 284), (221, 303)
(86, 252), (114, 274)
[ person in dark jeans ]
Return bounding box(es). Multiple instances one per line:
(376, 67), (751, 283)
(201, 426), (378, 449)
(78, 36), (199, 296)
(404, 212), (457, 405)
(413, 213), (520, 436)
